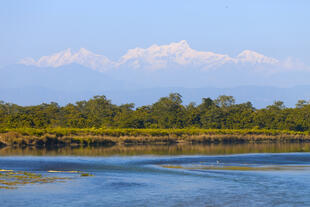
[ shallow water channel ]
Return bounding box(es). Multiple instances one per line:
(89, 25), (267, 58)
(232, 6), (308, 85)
(1, 143), (310, 207)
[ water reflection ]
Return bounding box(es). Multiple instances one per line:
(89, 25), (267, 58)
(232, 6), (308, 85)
(1, 143), (310, 156)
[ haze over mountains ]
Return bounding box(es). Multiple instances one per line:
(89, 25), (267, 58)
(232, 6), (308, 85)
(1, 40), (310, 107)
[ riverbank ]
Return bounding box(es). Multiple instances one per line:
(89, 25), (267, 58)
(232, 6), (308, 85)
(1, 143), (310, 157)
(0, 128), (310, 147)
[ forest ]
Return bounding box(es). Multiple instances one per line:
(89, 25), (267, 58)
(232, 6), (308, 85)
(1, 93), (310, 132)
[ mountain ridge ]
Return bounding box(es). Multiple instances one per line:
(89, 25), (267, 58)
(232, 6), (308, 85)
(19, 40), (286, 71)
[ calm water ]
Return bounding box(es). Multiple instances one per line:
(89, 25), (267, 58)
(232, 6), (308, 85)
(1, 143), (310, 207)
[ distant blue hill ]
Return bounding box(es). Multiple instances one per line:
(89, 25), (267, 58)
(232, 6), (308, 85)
(1, 64), (310, 108)
(0, 64), (134, 91)
(1, 85), (310, 108)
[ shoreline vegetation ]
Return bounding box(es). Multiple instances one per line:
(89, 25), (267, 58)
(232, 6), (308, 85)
(2, 142), (310, 157)
(1, 93), (310, 147)
(1, 128), (310, 147)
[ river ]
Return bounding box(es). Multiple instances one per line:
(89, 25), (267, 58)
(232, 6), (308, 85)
(1, 143), (310, 206)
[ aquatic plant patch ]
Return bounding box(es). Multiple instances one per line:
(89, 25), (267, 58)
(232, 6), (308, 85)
(0, 170), (70, 189)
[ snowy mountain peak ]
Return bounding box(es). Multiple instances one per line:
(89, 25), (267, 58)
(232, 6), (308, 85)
(20, 48), (114, 71)
(119, 40), (235, 70)
(237, 50), (279, 64)
(167, 40), (191, 51)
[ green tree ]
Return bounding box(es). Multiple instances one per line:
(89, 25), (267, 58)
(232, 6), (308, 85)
(214, 95), (235, 108)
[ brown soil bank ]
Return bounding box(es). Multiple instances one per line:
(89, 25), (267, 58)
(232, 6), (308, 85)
(0, 128), (310, 147)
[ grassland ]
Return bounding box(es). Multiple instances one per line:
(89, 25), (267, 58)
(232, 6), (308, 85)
(0, 128), (310, 147)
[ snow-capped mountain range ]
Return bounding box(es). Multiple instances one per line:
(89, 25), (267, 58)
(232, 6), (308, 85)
(2, 40), (309, 107)
(20, 40), (285, 71)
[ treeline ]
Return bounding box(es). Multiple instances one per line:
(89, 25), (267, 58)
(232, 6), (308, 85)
(0, 93), (310, 131)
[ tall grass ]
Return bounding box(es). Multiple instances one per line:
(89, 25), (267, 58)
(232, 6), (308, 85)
(0, 127), (309, 137)
(1, 128), (310, 147)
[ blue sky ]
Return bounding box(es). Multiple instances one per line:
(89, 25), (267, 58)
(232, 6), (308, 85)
(1, 0), (309, 67)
